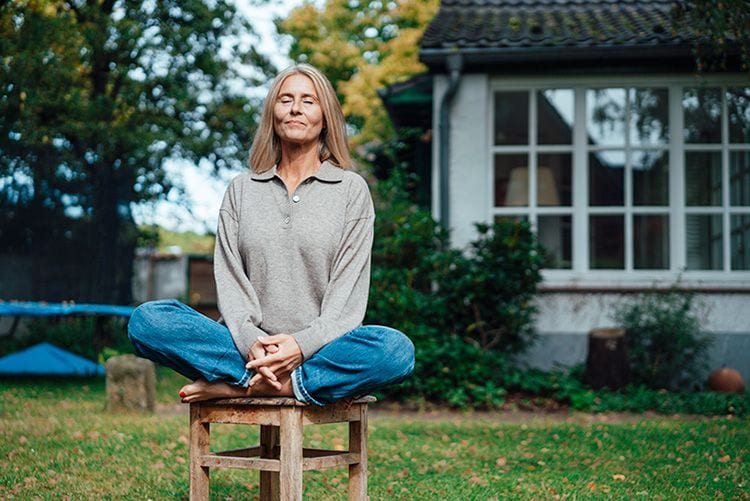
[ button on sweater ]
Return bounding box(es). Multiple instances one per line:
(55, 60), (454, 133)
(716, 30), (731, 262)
(213, 161), (375, 361)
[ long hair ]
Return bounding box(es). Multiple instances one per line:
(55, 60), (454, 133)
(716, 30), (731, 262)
(249, 64), (353, 172)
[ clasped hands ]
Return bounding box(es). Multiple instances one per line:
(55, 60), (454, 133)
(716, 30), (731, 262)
(246, 334), (303, 390)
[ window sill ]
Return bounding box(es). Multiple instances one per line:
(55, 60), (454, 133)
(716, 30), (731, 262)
(539, 270), (750, 293)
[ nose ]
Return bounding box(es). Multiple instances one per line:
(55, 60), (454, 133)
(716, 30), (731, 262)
(290, 98), (301, 114)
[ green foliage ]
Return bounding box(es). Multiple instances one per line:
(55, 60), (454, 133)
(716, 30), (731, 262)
(440, 221), (544, 354)
(672, 0), (750, 72)
(367, 171), (543, 407)
(614, 291), (711, 391)
(0, 1), (272, 302)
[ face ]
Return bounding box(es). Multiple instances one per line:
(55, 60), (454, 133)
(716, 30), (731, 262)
(273, 73), (325, 148)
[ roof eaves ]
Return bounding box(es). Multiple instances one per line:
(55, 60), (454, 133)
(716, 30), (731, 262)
(420, 42), (696, 70)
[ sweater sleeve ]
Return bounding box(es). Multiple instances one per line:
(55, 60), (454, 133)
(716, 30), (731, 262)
(291, 176), (374, 360)
(213, 179), (267, 360)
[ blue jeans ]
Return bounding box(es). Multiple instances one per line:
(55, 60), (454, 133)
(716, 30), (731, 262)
(127, 299), (415, 406)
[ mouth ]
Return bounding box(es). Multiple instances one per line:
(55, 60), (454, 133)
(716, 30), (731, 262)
(285, 120), (306, 126)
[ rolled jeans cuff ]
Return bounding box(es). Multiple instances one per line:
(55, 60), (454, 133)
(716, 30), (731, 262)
(292, 366), (324, 406)
(235, 368), (253, 388)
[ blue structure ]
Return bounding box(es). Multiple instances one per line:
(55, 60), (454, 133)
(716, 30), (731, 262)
(0, 302), (134, 317)
(0, 342), (105, 377)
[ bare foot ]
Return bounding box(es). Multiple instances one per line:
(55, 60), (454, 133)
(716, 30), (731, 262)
(179, 378), (248, 403)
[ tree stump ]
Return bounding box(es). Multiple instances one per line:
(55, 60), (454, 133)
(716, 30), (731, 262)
(106, 354), (156, 413)
(584, 327), (630, 390)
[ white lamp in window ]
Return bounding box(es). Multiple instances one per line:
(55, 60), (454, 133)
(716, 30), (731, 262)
(505, 167), (560, 206)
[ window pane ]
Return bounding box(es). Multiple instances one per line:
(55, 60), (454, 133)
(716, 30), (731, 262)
(494, 154), (529, 206)
(494, 91), (528, 145)
(590, 215), (624, 269)
(494, 215), (527, 224)
(587, 88), (626, 146)
(633, 150), (669, 206)
(633, 215), (669, 269)
(727, 87), (750, 144)
(730, 151), (750, 206)
(685, 152), (722, 206)
(686, 215), (723, 270)
(630, 88), (669, 146)
(683, 87), (722, 143)
(731, 214), (750, 270)
(538, 215), (572, 269)
(538, 154), (572, 206)
(538, 89), (573, 144)
(589, 151), (625, 206)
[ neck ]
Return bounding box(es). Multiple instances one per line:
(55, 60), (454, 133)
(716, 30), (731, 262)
(278, 142), (321, 178)
(277, 142), (322, 195)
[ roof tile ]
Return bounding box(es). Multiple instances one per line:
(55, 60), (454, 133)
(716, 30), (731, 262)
(421, 0), (686, 50)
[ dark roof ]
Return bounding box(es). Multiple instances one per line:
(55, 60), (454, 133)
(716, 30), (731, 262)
(420, 0), (700, 70)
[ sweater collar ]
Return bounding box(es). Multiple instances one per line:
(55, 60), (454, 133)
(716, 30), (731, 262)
(250, 160), (345, 183)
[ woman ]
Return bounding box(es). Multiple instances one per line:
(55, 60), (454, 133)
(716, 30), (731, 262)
(128, 64), (415, 405)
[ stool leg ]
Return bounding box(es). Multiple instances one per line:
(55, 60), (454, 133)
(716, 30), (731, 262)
(348, 404), (368, 501)
(279, 406), (303, 501)
(260, 425), (280, 501)
(189, 404), (210, 501)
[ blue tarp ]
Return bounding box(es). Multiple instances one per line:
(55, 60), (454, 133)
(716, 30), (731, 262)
(0, 342), (105, 376)
(0, 302), (134, 317)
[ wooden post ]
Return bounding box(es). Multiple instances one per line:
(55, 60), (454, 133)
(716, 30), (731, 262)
(189, 404), (210, 501)
(279, 407), (303, 501)
(584, 327), (630, 390)
(259, 425), (280, 501)
(348, 404), (368, 501)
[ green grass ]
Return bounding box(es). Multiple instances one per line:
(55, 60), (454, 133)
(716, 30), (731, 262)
(1, 370), (748, 500)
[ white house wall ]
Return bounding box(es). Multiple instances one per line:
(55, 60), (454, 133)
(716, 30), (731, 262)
(433, 74), (750, 383)
(432, 73), (490, 248)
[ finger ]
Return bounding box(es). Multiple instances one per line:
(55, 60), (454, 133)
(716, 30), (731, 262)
(259, 366), (277, 382)
(248, 373), (263, 387)
(247, 351), (283, 369)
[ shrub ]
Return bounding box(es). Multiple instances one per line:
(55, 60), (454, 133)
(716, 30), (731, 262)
(438, 221), (544, 354)
(613, 290), (711, 390)
(367, 171), (543, 407)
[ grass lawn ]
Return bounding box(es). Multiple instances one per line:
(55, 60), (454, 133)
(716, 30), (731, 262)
(1, 369), (748, 500)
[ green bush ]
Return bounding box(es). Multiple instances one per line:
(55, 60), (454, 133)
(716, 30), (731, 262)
(367, 171), (543, 407)
(613, 290), (711, 390)
(438, 221), (544, 354)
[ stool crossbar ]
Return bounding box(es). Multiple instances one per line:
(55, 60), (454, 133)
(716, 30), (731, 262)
(189, 396), (375, 501)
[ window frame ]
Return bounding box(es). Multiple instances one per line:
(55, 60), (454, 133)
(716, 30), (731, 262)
(487, 74), (750, 287)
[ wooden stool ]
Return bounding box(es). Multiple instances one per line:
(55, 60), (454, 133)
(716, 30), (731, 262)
(189, 396), (375, 501)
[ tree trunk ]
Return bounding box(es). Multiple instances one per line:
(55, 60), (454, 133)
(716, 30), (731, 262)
(584, 327), (630, 390)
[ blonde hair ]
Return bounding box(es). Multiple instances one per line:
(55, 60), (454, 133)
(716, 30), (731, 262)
(249, 64), (353, 172)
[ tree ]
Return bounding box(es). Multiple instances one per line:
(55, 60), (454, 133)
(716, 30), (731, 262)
(0, 0), (273, 303)
(277, 0), (438, 145)
(672, 0), (750, 72)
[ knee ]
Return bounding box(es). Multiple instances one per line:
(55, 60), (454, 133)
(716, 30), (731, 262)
(377, 327), (415, 380)
(127, 299), (178, 345)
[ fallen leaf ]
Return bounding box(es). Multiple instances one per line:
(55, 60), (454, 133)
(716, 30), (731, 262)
(496, 457), (507, 467)
(613, 474), (626, 481)
(718, 455), (731, 463)
(469, 476), (488, 487)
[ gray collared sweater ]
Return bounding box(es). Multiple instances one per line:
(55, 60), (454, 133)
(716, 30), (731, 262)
(213, 161), (374, 361)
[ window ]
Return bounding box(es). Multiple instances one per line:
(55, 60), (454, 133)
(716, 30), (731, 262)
(490, 80), (750, 279)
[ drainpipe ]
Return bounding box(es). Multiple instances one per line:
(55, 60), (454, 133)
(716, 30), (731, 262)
(438, 52), (463, 228)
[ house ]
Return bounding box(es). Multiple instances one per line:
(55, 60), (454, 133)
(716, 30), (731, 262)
(408, 0), (749, 378)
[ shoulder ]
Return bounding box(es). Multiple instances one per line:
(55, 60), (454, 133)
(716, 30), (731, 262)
(340, 168), (371, 195)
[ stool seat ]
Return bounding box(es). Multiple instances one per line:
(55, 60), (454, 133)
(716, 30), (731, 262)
(189, 396), (375, 501)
